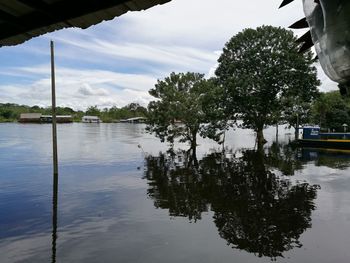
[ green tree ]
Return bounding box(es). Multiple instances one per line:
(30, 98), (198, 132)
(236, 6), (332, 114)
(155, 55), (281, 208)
(147, 72), (216, 153)
(215, 26), (320, 148)
(281, 89), (319, 139)
(201, 78), (235, 146)
(86, 105), (101, 116)
(311, 91), (350, 131)
(122, 103), (147, 118)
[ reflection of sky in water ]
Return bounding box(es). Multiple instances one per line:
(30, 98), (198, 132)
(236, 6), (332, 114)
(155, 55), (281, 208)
(0, 123), (350, 262)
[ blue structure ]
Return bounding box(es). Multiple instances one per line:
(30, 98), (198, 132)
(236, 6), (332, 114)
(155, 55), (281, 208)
(302, 126), (320, 140)
(298, 126), (350, 149)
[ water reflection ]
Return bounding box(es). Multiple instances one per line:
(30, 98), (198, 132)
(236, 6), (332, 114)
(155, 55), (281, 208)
(299, 148), (350, 169)
(51, 172), (58, 263)
(144, 148), (319, 259)
(265, 142), (303, 175)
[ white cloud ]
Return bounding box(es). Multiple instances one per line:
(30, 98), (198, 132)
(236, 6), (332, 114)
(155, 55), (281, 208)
(0, 65), (157, 110)
(0, 0), (339, 109)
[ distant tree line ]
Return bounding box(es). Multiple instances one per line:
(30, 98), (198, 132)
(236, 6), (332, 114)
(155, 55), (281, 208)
(0, 102), (147, 123)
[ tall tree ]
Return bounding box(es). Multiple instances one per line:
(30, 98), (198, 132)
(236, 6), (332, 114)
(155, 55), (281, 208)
(280, 86), (319, 139)
(146, 72), (217, 153)
(311, 91), (350, 131)
(215, 26), (320, 148)
(201, 78), (235, 146)
(86, 105), (101, 116)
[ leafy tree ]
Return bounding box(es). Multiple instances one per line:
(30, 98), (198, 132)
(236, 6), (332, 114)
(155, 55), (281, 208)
(215, 26), (320, 148)
(201, 78), (235, 145)
(146, 72), (218, 152)
(122, 103), (147, 118)
(311, 91), (350, 131)
(86, 106), (101, 116)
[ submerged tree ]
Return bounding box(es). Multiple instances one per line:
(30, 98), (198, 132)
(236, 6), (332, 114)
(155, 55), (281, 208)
(280, 83), (319, 139)
(215, 26), (320, 148)
(201, 78), (235, 146)
(147, 72), (220, 153)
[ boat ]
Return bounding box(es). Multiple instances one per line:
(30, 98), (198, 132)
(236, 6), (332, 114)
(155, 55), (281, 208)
(296, 126), (350, 149)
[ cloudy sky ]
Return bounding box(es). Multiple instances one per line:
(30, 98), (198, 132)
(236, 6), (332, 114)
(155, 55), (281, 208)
(0, 0), (338, 110)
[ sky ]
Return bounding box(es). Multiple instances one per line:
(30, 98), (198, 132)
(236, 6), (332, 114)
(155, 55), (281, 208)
(0, 0), (338, 111)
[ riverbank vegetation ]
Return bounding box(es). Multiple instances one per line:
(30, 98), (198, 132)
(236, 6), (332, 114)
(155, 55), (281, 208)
(0, 102), (147, 123)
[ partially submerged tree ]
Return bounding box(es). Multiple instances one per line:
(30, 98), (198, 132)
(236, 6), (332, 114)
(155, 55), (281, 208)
(201, 78), (234, 146)
(215, 26), (320, 148)
(147, 72), (219, 153)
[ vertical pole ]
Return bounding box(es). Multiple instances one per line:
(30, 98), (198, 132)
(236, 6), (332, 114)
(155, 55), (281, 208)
(51, 171), (58, 263)
(51, 41), (58, 175)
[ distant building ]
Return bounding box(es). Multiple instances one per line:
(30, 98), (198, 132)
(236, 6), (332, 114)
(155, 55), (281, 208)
(19, 113), (73, 123)
(19, 113), (41, 123)
(119, 117), (147, 123)
(82, 116), (102, 123)
(41, 115), (73, 123)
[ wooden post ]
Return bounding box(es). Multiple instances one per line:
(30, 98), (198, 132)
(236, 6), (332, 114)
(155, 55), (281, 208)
(51, 171), (58, 263)
(51, 40), (58, 175)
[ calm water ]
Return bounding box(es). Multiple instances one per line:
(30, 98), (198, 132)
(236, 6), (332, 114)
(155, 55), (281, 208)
(1, 123), (350, 262)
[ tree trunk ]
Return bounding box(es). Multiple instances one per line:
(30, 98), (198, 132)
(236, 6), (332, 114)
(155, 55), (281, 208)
(188, 150), (198, 168)
(295, 114), (300, 140)
(190, 129), (198, 156)
(222, 131), (226, 152)
(256, 128), (266, 151)
(295, 126), (299, 140)
(275, 124), (279, 142)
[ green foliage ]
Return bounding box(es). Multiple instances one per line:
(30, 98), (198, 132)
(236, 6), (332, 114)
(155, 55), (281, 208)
(311, 91), (350, 131)
(0, 102), (147, 123)
(98, 103), (147, 122)
(200, 78), (235, 144)
(0, 103), (41, 121)
(147, 72), (219, 148)
(215, 26), (320, 145)
(86, 106), (101, 117)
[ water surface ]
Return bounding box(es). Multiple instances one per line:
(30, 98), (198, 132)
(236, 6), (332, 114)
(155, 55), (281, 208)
(1, 123), (350, 262)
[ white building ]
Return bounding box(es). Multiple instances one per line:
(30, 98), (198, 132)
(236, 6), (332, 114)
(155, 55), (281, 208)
(82, 116), (102, 123)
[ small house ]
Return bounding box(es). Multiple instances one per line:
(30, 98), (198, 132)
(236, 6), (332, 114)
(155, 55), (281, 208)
(82, 116), (102, 123)
(19, 113), (42, 123)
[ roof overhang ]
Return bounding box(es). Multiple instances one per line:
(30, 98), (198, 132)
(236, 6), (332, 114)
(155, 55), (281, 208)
(0, 0), (171, 47)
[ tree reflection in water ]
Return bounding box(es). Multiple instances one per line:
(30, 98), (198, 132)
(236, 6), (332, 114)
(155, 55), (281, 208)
(143, 148), (319, 259)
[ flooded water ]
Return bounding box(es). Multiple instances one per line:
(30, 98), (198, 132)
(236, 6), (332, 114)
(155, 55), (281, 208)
(1, 123), (350, 262)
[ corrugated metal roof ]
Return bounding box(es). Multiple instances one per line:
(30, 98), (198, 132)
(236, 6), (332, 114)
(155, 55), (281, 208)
(20, 113), (42, 119)
(0, 0), (171, 47)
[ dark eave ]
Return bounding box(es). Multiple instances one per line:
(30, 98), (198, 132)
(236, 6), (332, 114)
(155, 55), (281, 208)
(0, 0), (171, 47)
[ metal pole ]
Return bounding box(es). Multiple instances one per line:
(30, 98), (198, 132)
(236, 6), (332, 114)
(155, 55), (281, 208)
(51, 40), (58, 175)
